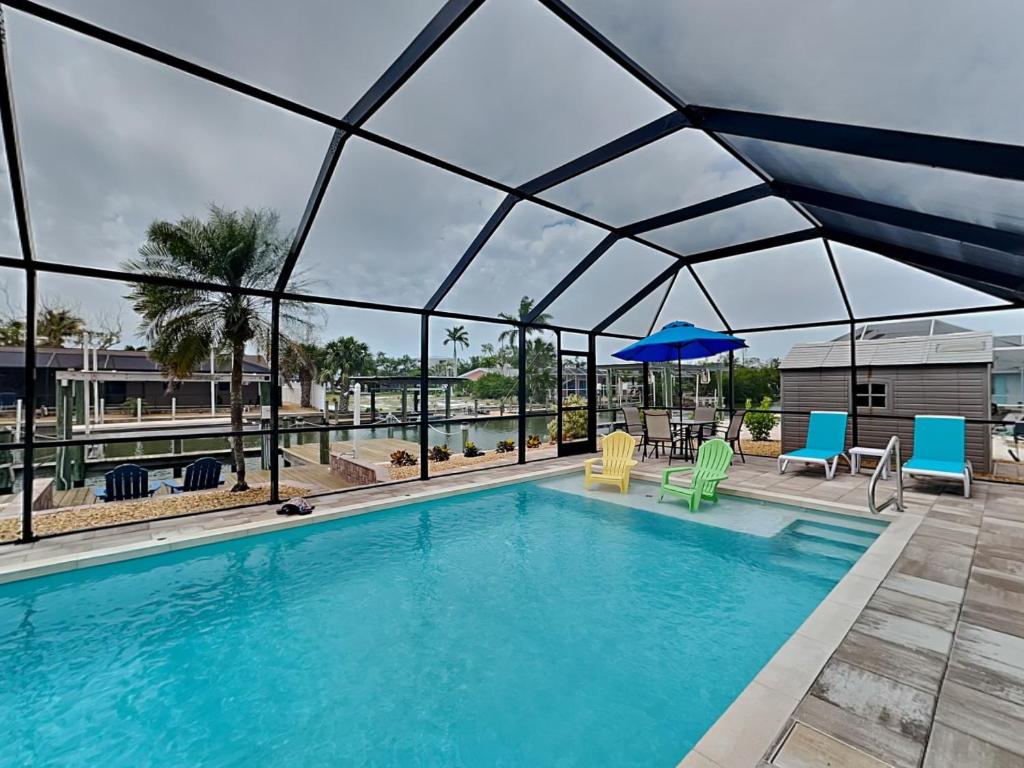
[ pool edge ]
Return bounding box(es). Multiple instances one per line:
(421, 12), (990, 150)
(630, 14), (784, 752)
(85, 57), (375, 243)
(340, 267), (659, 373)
(675, 506), (923, 768)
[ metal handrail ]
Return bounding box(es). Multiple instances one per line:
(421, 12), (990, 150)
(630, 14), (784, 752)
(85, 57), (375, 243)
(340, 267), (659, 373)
(868, 435), (904, 515)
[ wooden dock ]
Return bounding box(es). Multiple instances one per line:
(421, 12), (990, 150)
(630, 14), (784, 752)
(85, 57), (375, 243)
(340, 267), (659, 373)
(283, 438), (418, 466)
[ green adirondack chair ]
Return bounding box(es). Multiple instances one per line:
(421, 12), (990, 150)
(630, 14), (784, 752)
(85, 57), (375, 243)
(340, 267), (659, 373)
(659, 438), (734, 512)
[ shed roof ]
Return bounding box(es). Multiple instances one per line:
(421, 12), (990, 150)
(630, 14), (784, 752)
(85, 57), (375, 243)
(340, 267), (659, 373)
(780, 332), (993, 370)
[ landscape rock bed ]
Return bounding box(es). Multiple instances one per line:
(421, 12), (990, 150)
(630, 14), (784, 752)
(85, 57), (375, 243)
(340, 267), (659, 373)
(0, 484), (311, 541)
(389, 452), (517, 481)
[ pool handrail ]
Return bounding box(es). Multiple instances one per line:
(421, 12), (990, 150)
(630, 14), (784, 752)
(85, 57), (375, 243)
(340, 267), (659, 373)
(869, 435), (904, 515)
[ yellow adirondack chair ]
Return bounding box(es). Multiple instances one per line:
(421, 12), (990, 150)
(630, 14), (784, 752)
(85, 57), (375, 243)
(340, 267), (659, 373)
(584, 430), (639, 493)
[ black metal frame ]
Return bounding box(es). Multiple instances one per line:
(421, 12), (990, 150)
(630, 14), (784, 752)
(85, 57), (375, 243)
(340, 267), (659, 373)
(0, 0), (1022, 544)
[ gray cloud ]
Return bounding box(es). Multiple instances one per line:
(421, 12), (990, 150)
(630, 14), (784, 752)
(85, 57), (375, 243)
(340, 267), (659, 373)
(8, 11), (331, 273)
(439, 200), (606, 318)
(366, 0), (670, 185)
(541, 131), (759, 227)
(39, 0), (444, 116)
(565, 0), (1024, 145)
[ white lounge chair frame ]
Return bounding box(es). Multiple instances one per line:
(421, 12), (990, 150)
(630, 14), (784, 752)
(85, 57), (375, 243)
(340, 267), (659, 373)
(777, 410), (849, 480)
(901, 461), (974, 498)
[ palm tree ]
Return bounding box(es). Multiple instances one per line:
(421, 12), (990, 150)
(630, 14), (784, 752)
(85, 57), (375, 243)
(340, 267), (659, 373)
(498, 295), (552, 348)
(443, 325), (469, 375)
(525, 336), (556, 405)
(124, 206), (310, 491)
(0, 318), (24, 346)
(37, 305), (85, 347)
(280, 339), (320, 408)
(317, 336), (374, 415)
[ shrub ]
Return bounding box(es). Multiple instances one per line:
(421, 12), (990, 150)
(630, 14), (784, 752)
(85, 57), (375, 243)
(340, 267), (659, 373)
(495, 439), (515, 453)
(463, 441), (482, 458)
(526, 434), (542, 449)
(547, 395), (588, 442)
(429, 444), (451, 462)
(744, 396), (778, 441)
(390, 449), (417, 467)
(470, 372), (517, 400)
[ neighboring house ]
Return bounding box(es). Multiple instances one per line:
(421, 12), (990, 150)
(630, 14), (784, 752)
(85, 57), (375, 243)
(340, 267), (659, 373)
(0, 346), (270, 411)
(461, 366), (516, 382)
(779, 331), (993, 472)
(993, 334), (1024, 409)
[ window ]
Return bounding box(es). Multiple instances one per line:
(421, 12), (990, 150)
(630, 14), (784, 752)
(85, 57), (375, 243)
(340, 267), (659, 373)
(855, 381), (887, 410)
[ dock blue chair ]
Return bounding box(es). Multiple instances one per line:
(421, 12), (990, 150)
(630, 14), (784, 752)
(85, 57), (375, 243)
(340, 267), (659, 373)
(164, 457), (224, 494)
(902, 415), (973, 498)
(778, 411), (849, 480)
(93, 463), (161, 502)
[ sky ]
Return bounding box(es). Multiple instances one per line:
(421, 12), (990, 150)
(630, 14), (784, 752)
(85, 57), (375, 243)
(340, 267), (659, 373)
(0, 0), (1020, 362)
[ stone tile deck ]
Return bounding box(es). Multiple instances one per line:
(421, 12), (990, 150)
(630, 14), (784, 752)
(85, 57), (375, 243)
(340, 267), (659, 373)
(2, 453), (1024, 766)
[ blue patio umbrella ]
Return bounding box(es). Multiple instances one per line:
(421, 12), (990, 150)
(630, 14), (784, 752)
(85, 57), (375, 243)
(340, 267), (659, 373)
(613, 321), (747, 408)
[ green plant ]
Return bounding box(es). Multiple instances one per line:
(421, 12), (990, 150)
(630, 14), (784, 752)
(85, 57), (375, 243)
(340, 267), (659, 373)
(124, 205), (313, 491)
(317, 336), (374, 413)
(463, 441), (482, 458)
(390, 449), (417, 467)
(470, 372), (517, 400)
(744, 396), (778, 441)
(495, 439), (515, 453)
(526, 434), (542, 449)
(443, 325), (469, 374)
(547, 395), (588, 441)
(429, 444), (451, 462)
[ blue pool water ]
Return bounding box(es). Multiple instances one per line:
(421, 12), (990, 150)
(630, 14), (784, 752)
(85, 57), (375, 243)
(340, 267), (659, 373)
(0, 481), (881, 767)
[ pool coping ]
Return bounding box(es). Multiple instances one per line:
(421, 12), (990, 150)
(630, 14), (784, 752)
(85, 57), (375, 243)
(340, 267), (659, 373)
(675, 500), (922, 768)
(0, 461), (922, 768)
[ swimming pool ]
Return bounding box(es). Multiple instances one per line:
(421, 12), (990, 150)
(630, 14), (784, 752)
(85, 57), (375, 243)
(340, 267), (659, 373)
(0, 478), (883, 767)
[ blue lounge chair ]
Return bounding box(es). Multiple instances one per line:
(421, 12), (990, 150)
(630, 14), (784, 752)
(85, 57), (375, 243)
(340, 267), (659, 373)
(778, 410), (848, 480)
(164, 457), (224, 494)
(93, 463), (161, 502)
(902, 415), (973, 498)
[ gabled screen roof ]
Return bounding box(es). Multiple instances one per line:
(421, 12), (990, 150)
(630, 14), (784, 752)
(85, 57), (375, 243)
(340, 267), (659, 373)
(1, 0), (1020, 339)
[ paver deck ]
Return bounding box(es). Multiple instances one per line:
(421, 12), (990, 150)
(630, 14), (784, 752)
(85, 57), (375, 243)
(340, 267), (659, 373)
(1, 453), (1023, 766)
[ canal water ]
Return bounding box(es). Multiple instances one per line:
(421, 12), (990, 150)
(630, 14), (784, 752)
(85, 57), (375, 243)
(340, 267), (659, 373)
(18, 416), (556, 490)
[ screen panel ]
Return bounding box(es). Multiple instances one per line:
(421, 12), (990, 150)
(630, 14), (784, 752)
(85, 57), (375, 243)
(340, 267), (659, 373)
(427, 316), (522, 474)
(643, 196), (808, 256)
(652, 268), (725, 331)
(439, 201), (607, 320)
(545, 239), (675, 331)
(693, 239), (847, 329)
(567, 0), (1024, 144)
(294, 137), (505, 307)
(811, 207), (1024, 285)
(8, 12), (332, 278)
(604, 282), (669, 338)
(0, 129), (19, 259)
(539, 130), (760, 227)
(366, 0), (669, 185)
(831, 242), (1009, 319)
(728, 136), (1024, 236)
(36, 0), (446, 117)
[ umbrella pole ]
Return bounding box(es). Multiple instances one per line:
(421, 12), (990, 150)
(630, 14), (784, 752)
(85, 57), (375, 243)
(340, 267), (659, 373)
(676, 347), (682, 416)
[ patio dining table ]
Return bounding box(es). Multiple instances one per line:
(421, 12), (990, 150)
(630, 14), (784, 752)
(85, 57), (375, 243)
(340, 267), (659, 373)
(669, 417), (717, 462)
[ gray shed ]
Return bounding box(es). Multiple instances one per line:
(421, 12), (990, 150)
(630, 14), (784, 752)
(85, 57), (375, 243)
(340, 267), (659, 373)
(779, 332), (993, 472)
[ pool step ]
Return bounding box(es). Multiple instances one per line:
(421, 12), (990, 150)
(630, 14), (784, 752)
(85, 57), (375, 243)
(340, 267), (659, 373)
(789, 520), (878, 548)
(786, 536), (865, 565)
(791, 509), (888, 535)
(768, 553), (850, 584)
